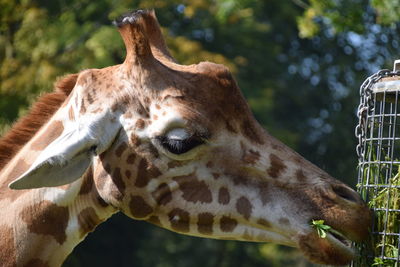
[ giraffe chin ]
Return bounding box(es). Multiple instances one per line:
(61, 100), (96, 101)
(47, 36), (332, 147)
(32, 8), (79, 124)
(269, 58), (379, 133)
(296, 230), (355, 265)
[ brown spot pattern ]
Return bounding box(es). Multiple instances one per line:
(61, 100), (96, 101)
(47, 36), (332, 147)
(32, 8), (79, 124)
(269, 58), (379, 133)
(91, 108), (103, 114)
(124, 111), (133, 118)
(236, 196), (252, 220)
(111, 102), (121, 112)
(129, 195), (153, 218)
(167, 161), (184, 169)
(257, 218), (271, 228)
(197, 213), (214, 235)
(80, 98), (86, 114)
(20, 201), (69, 244)
(174, 175), (212, 204)
(148, 145), (160, 159)
(86, 90), (95, 104)
(241, 120), (264, 145)
(30, 120), (64, 151)
(233, 175), (248, 186)
(168, 208), (190, 232)
(0, 224), (16, 267)
(115, 142), (128, 157)
(242, 149), (261, 165)
(152, 183), (173, 206)
(96, 168), (108, 191)
(267, 154), (286, 178)
(135, 159), (150, 188)
(111, 167), (126, 200)
(225, 120), (238, 133)
(125, 170), (132, 179)
(130, 134), (141, 146)
(135, 119), (145, 129)
(78, 207), (101, 238)
(135, 159), (162, 188)
(79, 167), (93, 195)
(259, 182), (270, 205)
(220, 216), (238, 232)
(296, 169), (307, 182)
(126, 153), (136, 164)
(218, 187), (230, 205)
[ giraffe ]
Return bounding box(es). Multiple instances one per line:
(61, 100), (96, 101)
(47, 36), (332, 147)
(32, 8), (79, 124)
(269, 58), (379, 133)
(0, 9), (371, 267)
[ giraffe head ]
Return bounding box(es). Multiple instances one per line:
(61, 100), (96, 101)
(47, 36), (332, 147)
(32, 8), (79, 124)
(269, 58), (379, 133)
(9, 10), (371, 265)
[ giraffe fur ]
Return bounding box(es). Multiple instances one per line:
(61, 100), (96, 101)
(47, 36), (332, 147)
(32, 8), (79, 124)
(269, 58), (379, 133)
(0, 9), (371, 266)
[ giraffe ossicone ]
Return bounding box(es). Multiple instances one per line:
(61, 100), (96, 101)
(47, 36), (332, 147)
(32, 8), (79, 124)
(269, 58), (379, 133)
(0, 9), (371, 266)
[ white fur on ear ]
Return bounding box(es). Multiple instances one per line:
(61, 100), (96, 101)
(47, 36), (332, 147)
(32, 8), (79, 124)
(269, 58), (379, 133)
(9, 111), (121, 190)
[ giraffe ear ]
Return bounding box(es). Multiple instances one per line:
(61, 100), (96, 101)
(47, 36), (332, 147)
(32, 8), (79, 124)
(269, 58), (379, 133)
(8, 113), (121, 190)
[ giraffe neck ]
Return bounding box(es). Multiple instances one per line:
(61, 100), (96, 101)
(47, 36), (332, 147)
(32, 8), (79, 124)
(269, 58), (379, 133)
(0, 94), (117, 266)
(0, 167), (116, 267)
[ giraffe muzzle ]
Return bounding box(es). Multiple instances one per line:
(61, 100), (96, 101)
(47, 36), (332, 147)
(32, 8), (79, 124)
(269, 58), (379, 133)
(296, 183), (371, 265)
(296, 227), (356, 265)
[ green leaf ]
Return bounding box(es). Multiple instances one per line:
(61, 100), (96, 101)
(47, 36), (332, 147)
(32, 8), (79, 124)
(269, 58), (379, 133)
(311, 220), (332, 239)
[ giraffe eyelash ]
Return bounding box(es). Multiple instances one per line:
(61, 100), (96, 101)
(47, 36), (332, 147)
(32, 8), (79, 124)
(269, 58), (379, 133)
(157, 135), (205, 155)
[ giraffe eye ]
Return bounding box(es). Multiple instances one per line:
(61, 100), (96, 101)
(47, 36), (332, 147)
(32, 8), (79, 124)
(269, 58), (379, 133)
(158, 129), (205, 155)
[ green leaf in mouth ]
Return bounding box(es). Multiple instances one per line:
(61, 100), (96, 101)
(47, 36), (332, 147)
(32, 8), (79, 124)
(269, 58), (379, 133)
(311, 220), (332, 239)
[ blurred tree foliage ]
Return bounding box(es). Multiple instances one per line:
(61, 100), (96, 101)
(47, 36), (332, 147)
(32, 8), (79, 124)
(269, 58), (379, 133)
(1, 0), (400, 266)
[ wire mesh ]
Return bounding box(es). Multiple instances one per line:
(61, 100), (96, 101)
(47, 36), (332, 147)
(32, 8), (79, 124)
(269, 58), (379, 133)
(351, 70), (400, 266)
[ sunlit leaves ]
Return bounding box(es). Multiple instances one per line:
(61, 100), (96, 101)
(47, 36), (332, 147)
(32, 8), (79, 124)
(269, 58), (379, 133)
(297, 7), (320, 38)
(297, 0), (367, 38)
(85, 26), (124, 67)
(372, 0), (400, 25)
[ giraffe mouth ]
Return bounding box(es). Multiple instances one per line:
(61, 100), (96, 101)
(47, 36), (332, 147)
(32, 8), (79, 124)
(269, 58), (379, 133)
(296, 227), (355, 265)
(325, 229), (354, 253)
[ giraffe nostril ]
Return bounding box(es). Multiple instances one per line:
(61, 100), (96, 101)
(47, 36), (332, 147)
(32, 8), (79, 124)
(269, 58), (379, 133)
(331, 184), (362, 204)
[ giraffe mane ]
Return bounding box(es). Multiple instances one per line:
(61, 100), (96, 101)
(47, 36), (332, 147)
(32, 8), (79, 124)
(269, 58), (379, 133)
(0, 73), (78, 171)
